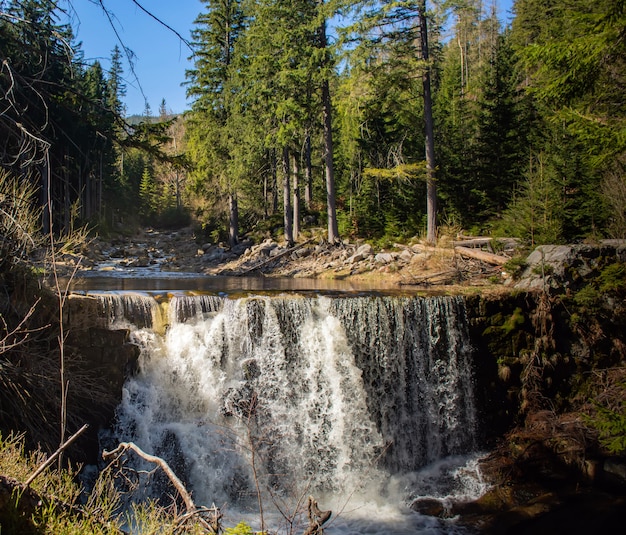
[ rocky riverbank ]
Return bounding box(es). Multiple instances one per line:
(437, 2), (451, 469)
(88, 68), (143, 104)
(48, 226), (523, 292)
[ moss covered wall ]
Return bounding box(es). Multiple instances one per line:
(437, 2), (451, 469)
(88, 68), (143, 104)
(465, 245), (626, 458)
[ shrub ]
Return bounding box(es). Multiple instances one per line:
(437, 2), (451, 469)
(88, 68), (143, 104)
(225, 522), (255, 535)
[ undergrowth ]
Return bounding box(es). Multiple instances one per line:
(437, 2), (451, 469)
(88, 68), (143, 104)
(0, 432), (216, 534)
(0, 432), (121, 534)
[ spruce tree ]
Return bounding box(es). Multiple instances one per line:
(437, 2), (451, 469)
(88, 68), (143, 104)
(341, 0), (438, 242)
(186, 0), (247, 246)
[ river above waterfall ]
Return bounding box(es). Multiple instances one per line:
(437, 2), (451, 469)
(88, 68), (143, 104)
(64, 272), (435, 297)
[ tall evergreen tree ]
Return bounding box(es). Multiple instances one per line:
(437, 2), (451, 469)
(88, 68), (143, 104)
(509, 0), (625, 240)
(186, 0), (247, 246)
(317, 0), (340, 243)
(107, 45), (126, 117)
(341, 0), (438, 242)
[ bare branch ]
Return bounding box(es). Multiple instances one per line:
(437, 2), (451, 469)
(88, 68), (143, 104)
(103, 441), (196, 514)
(130, 0), (193, 52)
(24, 424), (89, 486)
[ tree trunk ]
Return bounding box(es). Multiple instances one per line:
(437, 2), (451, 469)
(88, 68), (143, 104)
(263, 151), (269, 218)
(63, 154), (70, 232)
(282, 147), (294, 246)
(419, 0), (437, 245)
(318, 11), (340, 244)
(228, 193), (239, 247)
(304, 130), (313, 210)
(271, 148), (279, 214)
(41, 162), (50, 234)
(292, 152), (301, 240)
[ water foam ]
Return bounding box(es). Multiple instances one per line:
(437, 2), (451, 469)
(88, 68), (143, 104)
(104, 293), (485, 533)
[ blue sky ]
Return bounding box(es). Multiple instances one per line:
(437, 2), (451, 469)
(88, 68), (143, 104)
(66, 0), (515, 118)
(67, 0), (202, 116)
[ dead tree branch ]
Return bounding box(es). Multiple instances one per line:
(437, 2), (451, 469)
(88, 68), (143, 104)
(103, 441), (195, 513)
(102, 441), (224, 533)
(24, 424), (89, 487)
(303, 496), (331, 535)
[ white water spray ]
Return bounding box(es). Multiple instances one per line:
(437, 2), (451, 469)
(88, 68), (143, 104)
(99, 293), (486, 533)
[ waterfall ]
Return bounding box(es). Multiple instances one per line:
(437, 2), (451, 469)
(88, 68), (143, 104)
(93, 292), (166, 330)
(99, 292), (484, 533)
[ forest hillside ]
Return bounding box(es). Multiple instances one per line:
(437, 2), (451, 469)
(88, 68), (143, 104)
(1, 0), (624, 250)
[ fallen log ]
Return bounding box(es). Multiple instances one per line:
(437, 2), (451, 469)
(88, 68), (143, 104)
(453, 238), (494, 248)
(454, 246), (508, 266)
(238, 238), (314, 275)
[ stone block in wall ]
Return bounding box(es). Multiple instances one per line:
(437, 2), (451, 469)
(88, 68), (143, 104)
(90, 327), (129, 348)
(65, 328), (90, 347)
(63, 294), (107, 329)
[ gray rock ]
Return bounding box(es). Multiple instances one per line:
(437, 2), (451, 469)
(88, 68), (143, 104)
(514, 243), (626, 291)
(269, 247), (284, 258)
(294, 247), (312, 258)
(604, 458), (626, 486)
(347, 243), (374, 264)
(374, 252), (395, 264)
(399, 249), (413, 263)
(356, 243), (373, 256)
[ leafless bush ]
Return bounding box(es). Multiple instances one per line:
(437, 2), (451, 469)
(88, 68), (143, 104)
(0, 170), (42, 270)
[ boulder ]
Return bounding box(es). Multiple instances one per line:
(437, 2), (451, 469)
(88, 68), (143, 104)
(374, 252), (395, 264)
(347, 243), (374, 264)
(410, 498), (446, 517)
(514, 242), (626, 291)
(398, 248), (413, 263)
(269, 246), (284, 258)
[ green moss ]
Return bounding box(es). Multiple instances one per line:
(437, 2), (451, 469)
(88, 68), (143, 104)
(503, 256), (527, 279)
(502, 307), (526, 334)
(225, 522), (255, 535)
(598, 262), (626, 294)
(573, 284), (601, 311)
(586, 398), (626, 455)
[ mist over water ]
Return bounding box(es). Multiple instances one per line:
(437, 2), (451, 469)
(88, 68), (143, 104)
(98, 292), (487, 533)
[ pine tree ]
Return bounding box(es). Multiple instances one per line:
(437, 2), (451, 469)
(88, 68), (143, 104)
(107, 45), (126, 116)
(186, 0), (247, 246)
(341, 0), (438, 242)
(139, 163), (157, 221)
(510, 0), (624, 239)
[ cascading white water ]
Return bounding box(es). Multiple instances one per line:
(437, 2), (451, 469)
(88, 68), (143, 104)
(100, 293), (486, 534)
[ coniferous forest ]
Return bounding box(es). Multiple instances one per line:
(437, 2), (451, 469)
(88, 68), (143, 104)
(1, 0), (625, 249)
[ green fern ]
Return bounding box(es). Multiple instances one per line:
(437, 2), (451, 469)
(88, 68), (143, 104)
(591, 402), (626, 455)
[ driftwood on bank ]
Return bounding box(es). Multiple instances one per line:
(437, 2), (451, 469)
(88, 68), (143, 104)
(238, 238), (314, 275)
(454, 245), (509, 266)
